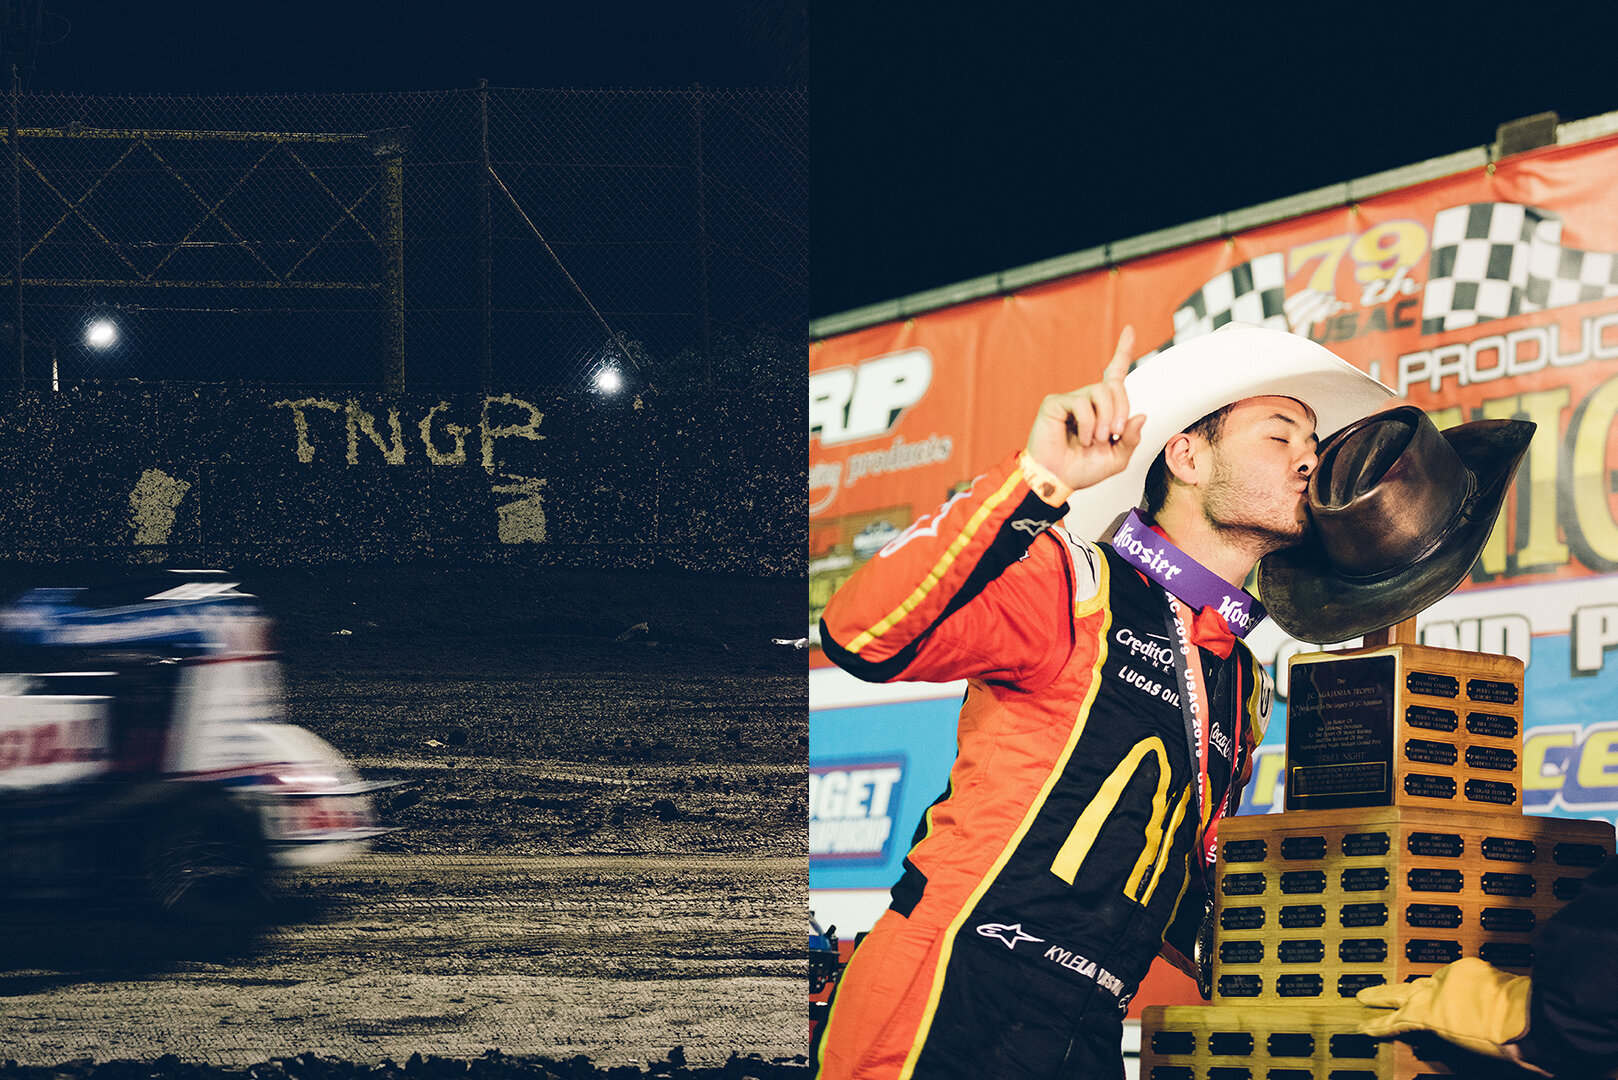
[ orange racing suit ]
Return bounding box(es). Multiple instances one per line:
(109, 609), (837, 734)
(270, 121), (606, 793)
(814, 451), (1271, 1079)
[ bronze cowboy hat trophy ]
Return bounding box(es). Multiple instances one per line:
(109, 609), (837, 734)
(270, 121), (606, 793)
(1258, 405), (1536, 644)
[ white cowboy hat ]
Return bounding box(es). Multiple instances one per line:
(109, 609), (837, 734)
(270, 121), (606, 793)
(1061, 324), (1396, 541)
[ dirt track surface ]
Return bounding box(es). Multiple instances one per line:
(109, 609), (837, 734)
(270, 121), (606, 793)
(0, 567), (809, 1073)
(0, 854), (802, 1067)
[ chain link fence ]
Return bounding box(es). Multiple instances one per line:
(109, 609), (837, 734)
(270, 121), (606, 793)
(0, 86), (805, 392)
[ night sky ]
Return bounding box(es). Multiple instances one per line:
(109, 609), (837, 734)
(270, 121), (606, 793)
(811, 2), (1618, 320)
(23, 1), (807, 93)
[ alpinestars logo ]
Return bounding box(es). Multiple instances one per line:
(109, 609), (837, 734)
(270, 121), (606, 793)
(1010, 518), (1052, 538)
(975, 922), (1044, 951)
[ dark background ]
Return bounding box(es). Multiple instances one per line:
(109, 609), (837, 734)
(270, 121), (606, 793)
(25, 1), (809, 91)
(811, 1), (1618, 319)
(0, 5), (808, 392)
(0, 4), (808, 572)
(26, 3), (1618, 323)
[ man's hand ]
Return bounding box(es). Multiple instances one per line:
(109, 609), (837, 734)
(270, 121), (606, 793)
(1025, 326), (1148, 492)
(1356, 958), (1543, 1074)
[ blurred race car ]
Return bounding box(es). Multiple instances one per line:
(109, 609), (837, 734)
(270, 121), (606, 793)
(0, 570), (391, 923)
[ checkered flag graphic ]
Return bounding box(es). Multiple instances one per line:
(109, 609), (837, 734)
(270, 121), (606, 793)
(1129, 252), (1290, 367)
(1170, 252), (1289, 341)
(1422, 202), (1618, 334)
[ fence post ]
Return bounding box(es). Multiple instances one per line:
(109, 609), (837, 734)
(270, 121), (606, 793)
(478, 79), (493, 393)
(693, 82), (710, 385)
(9, 62), (20, 390)
(369, 128), (409, 394)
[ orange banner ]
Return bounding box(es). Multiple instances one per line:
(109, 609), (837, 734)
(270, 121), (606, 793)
(810, 133), (1618, 658)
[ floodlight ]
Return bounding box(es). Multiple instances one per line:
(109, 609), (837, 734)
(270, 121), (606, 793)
(85, 319), (117, 348)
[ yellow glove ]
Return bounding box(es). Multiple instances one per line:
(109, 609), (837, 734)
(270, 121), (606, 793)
(1356, 958), (1536, 1065)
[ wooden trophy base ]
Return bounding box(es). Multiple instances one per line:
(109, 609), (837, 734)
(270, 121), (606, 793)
(1140, 619), (1611, 1078)
(1209, 806), (1612, 1005)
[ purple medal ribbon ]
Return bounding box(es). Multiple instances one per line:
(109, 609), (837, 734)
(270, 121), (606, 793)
(1109, 508), (1266, 637)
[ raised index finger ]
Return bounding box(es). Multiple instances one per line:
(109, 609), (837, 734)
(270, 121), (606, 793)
(1101, 324), (1136, 383)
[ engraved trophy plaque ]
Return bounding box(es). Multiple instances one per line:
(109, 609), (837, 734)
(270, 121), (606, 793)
(1287, 654), (1396, 810)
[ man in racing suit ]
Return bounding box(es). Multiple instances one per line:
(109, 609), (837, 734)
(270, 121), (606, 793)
(813, 325), (1392, 1079)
